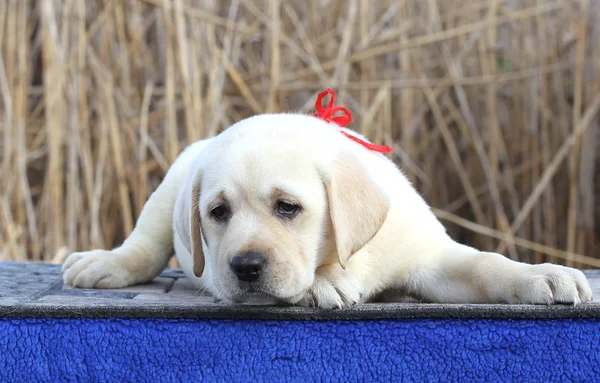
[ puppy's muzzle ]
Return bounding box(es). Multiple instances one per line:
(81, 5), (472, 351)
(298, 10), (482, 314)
(230, 251), (267, 282)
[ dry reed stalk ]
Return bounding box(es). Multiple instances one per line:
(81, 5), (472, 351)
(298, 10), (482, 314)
(0, 0), (598, 271)
(576, 1), (600, 261)
(566, 1), (588, 266)
(40, 0), (65, 259)
(433, 208), (600, 268)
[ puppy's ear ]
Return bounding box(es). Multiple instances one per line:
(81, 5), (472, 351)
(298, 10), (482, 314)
(322, 153), (390, 268)
(190, 182), (205, 277)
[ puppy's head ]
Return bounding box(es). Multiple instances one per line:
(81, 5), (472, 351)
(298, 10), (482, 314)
(188, 114), (389, 304)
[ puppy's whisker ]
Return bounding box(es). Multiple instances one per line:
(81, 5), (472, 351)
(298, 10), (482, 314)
(195, 285), (209, 297)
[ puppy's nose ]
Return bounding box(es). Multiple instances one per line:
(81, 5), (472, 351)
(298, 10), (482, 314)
(230, 252), (267, 282)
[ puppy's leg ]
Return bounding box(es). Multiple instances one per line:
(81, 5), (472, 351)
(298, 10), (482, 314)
(62, 141), (208, 288)
(406, 245), (592, 305)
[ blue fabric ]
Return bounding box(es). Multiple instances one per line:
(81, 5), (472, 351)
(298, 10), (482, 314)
(1, 318), (599, 382)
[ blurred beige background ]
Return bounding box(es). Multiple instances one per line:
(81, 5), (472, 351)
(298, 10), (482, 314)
(0, 0), (599, 269)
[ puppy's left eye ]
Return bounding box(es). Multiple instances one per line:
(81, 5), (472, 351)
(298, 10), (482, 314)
(276, 201), (300, 218)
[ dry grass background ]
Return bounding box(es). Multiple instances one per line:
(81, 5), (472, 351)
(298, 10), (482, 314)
(0, 0), (599, 269)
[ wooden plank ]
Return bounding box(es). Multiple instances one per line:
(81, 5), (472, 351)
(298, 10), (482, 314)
(1, 262), (600, 320)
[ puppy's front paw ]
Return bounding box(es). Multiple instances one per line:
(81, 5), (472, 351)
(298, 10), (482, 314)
(510, 264), (592, 305)
(297, 265), (364, 309)
(62, 250), (133, 289)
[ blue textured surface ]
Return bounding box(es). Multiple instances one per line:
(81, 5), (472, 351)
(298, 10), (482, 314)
(1, 318), (600, 382)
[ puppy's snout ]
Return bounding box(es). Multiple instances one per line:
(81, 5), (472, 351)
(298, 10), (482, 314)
(230, 251), (267, 282)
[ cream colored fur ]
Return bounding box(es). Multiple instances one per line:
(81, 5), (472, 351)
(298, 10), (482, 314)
(62, 114), (592, 308)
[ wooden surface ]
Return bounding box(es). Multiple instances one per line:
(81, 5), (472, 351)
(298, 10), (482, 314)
(1, 262), (600, 320)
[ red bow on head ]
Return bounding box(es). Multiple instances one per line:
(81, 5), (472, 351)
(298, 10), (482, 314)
(312, 88), (392, 154)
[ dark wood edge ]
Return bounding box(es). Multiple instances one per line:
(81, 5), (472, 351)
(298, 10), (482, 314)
(2, 301), (600, 321)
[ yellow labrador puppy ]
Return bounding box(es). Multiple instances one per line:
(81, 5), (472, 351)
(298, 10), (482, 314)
(62, 112), (592, 308)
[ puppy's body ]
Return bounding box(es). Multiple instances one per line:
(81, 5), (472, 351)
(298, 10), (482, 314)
(63, 114), (592, 307)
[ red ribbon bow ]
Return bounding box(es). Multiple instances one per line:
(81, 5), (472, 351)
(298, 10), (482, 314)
(312, 88), (392, 153)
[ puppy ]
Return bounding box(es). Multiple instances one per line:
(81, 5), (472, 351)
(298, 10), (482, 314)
(62, 105), (592, 308)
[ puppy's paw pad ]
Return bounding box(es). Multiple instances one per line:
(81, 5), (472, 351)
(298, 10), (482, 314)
(62, 250), (132, 289)
(513, 264), (592, 305)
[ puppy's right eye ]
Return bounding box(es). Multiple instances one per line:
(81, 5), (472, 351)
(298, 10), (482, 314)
(210, 205), (230, 222)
